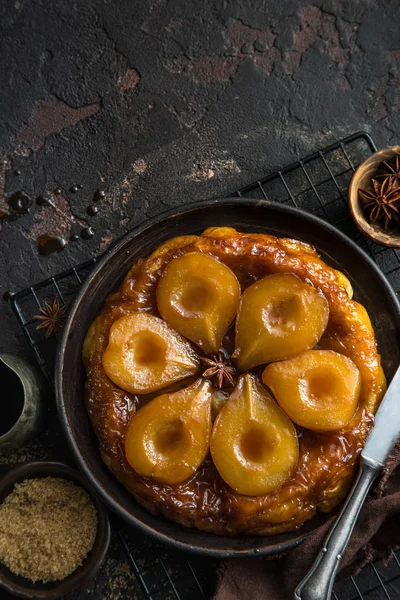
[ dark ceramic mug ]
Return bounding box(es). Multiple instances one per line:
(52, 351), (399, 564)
(0, 355), (45, 454)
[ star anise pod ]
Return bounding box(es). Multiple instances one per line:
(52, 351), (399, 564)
(377, 155), (400, 189)
(34, 297), (68, 338)
(200, 351), (236, 389)
(360, 176), (400, 229)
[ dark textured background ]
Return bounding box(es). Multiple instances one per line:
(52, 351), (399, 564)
(0, 1), (399, 598)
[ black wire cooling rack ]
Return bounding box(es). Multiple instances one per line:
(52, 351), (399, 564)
(8, 131), (400, 600)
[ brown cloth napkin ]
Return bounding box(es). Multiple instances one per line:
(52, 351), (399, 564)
(213, 443), (400, 600)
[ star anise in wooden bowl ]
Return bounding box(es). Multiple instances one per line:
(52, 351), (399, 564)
(349, 146), (400, 247)
(360, 176), (400, 230)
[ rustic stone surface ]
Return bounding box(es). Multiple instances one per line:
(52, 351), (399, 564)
(118, 69), (141, 94)
(17, 96), (101, 152)
(0, 0), (399, 597)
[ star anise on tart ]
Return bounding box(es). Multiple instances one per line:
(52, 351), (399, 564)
(200, 351), (236, 389)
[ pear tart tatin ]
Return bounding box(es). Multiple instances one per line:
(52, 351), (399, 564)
(83, 227), (386, 535)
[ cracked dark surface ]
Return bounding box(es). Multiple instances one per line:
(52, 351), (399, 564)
(0, 0), (399, 598)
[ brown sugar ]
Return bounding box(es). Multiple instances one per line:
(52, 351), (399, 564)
(0, 477), (98, 582)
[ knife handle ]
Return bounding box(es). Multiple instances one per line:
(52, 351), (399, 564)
(294, 459), (380, 600)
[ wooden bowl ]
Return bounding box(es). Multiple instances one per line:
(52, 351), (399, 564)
(55, 199), (400, 558)
(0, 462), (110, 599)
(348, 145), (400, 247)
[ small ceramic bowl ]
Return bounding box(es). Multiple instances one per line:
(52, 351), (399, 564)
(0, 462), (111, 599)
(348, 145), (400, 247)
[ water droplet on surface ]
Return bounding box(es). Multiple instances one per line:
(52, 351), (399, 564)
(81, 226), (95, 240)
(7, 191), (31, 216)
(36, 195), (54, 207)
(37, 235), (67, 256)
(93, 190), (105, 202)
(54, 188), (62, 195)
(14, 169), (21, 176)
(87, 205), (98, 216)
(70, 233), (79, 242)
(70, 185), (79, 193)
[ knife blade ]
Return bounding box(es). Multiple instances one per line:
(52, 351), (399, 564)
(362, 364), (400, 468)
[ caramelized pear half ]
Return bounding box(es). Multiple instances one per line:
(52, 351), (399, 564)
(233, 273), (329, 370)
(210, 374), (299, 496)
(262, 350), (361, 431)
(125, 378), (213, 484)
(157, 252), (241, 354)
(102, 312), (199, 394)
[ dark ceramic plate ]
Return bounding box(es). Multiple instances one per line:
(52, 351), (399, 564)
(56, 199), (400, 557)
(0, 461), (110, 599)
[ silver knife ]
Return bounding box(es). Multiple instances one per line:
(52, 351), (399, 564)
(295, 364), (400, 600)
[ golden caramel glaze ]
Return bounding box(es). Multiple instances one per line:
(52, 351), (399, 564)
(83, 227), (386, 535)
